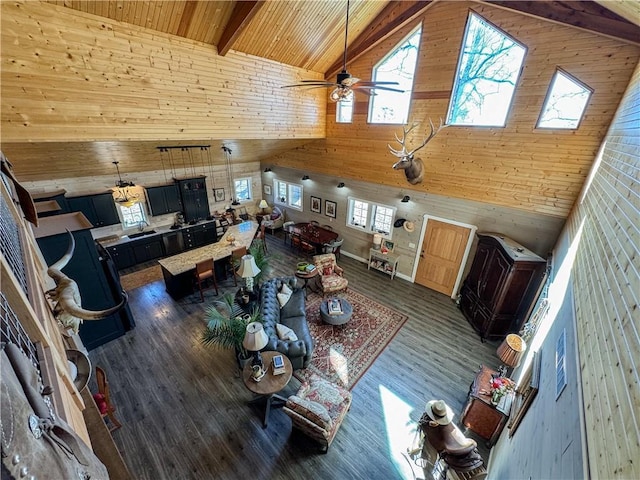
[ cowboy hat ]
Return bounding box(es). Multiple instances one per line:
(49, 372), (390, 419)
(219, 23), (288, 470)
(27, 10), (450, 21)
(394, 218), (406, 228)
(425, 399), (454, 425)
(403, 220), (415, 233)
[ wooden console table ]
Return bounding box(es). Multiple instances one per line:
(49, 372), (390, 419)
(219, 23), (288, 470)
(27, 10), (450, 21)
(460, 365), (512, 446)
(368, 248), (399, 279)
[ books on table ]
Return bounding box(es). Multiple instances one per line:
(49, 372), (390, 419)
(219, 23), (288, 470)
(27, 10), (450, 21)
(328, 298), (343, 315)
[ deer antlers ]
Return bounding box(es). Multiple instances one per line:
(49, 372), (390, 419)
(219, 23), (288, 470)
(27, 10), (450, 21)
(388, 118), (446, 160)
(389, 118), (447, 185)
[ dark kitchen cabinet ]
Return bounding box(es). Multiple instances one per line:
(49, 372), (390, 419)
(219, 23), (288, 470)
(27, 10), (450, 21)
(106, 243), (136, 270)
(145, 184), (182, 216)
(131, 236), (164, 263)
(34, 215), (127, 350)
(460, 233), (546, 341)
(183, 221), (217, 250)
(175, 176), (210, 223)
(68, 192), (120, 227)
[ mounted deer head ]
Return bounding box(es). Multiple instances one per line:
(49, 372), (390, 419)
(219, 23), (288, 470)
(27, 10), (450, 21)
(389, 118), (447, 185)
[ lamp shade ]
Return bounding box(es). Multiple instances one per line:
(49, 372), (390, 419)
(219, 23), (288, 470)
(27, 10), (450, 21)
(243, 322), (268, 352)
(259, 199), (269, 209)
(497, 334), (527, 368)
(237, 254), (261, 279)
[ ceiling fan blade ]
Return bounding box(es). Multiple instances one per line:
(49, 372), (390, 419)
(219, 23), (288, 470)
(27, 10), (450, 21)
(299, 79), (336, 84)
(356, 81), (400, 86)
(353, 85), (405, 93)
(281, 82), (336, 89)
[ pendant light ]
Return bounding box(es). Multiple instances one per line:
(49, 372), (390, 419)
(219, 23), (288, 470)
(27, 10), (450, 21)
(112, 161), (138, 207)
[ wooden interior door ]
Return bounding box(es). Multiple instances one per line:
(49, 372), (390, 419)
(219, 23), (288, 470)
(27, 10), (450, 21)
(415, 219), (472, 296)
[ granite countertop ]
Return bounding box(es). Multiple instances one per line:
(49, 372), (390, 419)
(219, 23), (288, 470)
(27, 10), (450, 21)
(158, 221), (258, 276)
(95, 218), (219, 247)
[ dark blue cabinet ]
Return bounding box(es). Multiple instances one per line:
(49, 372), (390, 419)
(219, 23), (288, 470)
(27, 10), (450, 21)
(145, 184), (182, 216)
(36, 225), (127, 350)
(175, 177), (210, 223)
(68, 192), (120, 227)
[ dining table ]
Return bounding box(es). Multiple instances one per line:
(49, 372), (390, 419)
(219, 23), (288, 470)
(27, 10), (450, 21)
(290, 223), (339, 254)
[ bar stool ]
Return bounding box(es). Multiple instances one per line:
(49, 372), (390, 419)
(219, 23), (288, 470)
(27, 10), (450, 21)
(225, 246), (247, 285)
(194, 258), (218, 302)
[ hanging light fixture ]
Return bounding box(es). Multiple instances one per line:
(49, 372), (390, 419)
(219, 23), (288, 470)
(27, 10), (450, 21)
(222, 145), (239, 206)
(112, 161), (139, 207)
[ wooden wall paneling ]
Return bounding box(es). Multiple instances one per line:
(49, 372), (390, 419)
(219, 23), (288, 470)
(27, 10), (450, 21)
(2, 1), (326, 142)
(489, 61), (639, 479)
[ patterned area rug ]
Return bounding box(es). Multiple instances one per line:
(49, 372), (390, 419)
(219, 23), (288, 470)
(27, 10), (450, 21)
(119, 264), (163, 291)
(295, 289), (408, 390)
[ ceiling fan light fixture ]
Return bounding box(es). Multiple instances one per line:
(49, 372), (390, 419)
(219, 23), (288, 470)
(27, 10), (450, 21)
(330, 87), (353, 103)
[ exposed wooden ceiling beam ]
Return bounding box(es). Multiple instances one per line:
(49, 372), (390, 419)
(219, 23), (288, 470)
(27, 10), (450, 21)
(217, 1), (265, 56)
(594, 0), (640, 27)
(485, 1), (640, 45)
(325, 0), (436, 80)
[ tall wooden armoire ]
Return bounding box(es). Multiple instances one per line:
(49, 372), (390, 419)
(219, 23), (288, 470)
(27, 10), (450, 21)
(460, 233), (546, 341)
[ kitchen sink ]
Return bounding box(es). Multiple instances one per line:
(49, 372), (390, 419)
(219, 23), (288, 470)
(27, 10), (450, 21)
(127, 230), (157, 239)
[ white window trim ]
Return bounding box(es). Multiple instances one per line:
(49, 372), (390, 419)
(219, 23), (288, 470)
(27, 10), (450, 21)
(120, 202), (147, 229)
(234, 177), (253, 203)
(346, 196), (396, 240)
(368, 24), (422, 125)
(274, 179), (303, 212)
(536, 68), (593, 130)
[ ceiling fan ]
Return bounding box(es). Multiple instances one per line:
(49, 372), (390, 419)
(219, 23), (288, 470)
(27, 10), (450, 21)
(281, 0), (404, 102)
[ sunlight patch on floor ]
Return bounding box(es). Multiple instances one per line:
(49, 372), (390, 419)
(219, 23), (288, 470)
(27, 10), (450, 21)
(379, 384), (424, 480)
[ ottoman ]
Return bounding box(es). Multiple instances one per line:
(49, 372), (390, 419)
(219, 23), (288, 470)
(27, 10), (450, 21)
(320, 297), (353, 325)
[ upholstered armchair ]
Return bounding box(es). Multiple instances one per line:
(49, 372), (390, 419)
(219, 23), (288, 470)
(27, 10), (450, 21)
(313, 253), (348, 295)
(261, 206), (285, 234)
(284, 373), (352, 453)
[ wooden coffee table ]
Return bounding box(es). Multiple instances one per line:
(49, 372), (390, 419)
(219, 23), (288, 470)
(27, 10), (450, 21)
(242, 351), (293, 428)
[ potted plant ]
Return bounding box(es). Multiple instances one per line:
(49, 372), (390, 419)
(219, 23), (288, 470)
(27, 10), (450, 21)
(248, 240), (277, 287)
(201, 293), (262, 369)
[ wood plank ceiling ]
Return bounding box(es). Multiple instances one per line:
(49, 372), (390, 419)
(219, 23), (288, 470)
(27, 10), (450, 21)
(4, 0), (639, 182)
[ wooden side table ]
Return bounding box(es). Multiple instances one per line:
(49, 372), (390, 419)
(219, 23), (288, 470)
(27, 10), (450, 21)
(295, 269), (319, 298)
(460, 365), (512, 446)
(242, 351), (293, 428)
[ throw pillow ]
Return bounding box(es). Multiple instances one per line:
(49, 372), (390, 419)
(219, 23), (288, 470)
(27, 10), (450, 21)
(286, 396), (333, 431)
(276, 323), (298, 341)
(277, 290), (292, 308)
(323, 266), (333, 276)
(280, 283), (293, 296)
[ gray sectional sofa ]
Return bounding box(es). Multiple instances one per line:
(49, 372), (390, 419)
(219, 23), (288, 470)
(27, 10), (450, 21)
(259, 277), (313, 369)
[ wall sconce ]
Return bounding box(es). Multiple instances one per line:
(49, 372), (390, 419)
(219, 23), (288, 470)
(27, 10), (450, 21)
(401, 195), (410, 203)
(337, 182), (345, 188)
(302, 175), (310, 181)
(264, 167), (272, 172)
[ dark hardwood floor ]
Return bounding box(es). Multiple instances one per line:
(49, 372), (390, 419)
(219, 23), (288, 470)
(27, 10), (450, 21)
(88, 231), (500, 480)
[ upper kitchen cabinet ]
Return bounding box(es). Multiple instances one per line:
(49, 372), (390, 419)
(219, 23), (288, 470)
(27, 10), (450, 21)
(68, 192), (120, 228)
(145, 184), (182, 216)
(174, 177), (210, 224)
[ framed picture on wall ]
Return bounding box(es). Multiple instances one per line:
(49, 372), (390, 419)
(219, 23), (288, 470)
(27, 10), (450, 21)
(325, 200), (336, 218)
(263, 184), (272, 195)
(214, 188), (225, 202)
(310, 196), (321, 213)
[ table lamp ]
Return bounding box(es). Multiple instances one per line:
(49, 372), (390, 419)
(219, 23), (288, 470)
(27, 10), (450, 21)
(237, 254), (261, 293)
(496, 333), (527, 377)
(259, 199), (269, 214)
(243, 321), (269, 370)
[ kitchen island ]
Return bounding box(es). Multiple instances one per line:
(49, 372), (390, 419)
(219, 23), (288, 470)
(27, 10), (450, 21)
(158, 220), (258, 299)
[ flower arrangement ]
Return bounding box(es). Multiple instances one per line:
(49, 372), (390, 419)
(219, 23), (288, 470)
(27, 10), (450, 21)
(489, 376), (515, 405)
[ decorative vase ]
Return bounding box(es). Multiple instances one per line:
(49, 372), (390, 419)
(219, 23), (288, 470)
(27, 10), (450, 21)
(491, 392), (502, 405)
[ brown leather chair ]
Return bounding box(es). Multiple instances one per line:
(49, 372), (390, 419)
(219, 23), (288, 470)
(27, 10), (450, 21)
(95, 366), (122, 433)
(194, 258), (218, 302)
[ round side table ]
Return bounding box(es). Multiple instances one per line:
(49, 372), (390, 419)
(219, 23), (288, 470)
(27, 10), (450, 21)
(295, 269), (320, 298)
(242, 351), (293, 428)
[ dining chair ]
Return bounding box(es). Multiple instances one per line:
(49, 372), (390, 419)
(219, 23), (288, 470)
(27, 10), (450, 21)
(226, 246), (247, 285)
(95, 366), (122, 433)
(195, 258), (218, 302)
(254, 223), (267, 253)
(323, 238), (344, 260)
(322, 224), (334, 231)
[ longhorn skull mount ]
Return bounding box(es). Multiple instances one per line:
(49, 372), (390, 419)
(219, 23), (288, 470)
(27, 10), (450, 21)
(388, 118), (447, 185)
(46, 231), (127, 334)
